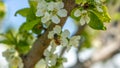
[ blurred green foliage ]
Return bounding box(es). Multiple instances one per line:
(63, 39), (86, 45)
(0, 1), (6, 19)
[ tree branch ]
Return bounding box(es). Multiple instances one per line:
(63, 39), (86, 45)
(22, 0), (77, 68)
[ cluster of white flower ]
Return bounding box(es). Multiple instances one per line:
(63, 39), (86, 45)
(2, 48), (23, 68)
(44, 44), (66, 68)
(36, 0), (67, 27)
(44, 25), (80, 67)
(74, 9), (90, 25)
(44, 44), (57, 67)
(48, 25), (81, 51)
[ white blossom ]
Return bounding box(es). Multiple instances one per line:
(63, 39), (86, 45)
(96, 6), (103, 12)
(80, 14), (90, 25)
(67, 36), (81, 51)
(36, 0), (47, 17)
(51, 15), (61, 24)
(2, 48), (16, 61)
(50, 1), (67, 24)
(74, 9), (81, 17)
(57, 9), (67, 17)
(80, 16), (86, 25)
(47, 2), (55, 11)
(73, 9), (90, 25)
(48, 25), (61, 39)
(61, 30), (70, 38)
(48, 25), (70, 46)
(69, 36), (81, 47)
(55, 2), (64, 10)
(95, 0), (101, 4)
(44, 45), (58, 66)
(9, 57), (23, 68)
(2, 48), (23, 68)
(36, 1), (67, 24)
(41, 12), (50, 23)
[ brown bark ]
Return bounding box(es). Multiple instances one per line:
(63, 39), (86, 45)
(22, 0), (77, 68)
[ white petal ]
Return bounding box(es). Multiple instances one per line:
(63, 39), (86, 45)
(53, 25), (61, 34)
(48, 31), (54, 39)
(61, 30), (70, 38)
(81, 10), (87, 14)
(50, 54), (57, 66)
(37, 1), (47, 9)
(51, 59), (56, 66)
(80, 16), (86, 25)
(44, 49), (50, 56)
(57, 9), (67, 17)
(55, 2), (64, 10)
(36, 9), (44, 17)
(43, 21), (51, 28)
(95, 0), (101, 4)
(96, 6), (103, 12)
(69, 36), (80, 47)
(41, 12), (50, 23)
(51, 15), (60, 24)
(50, 45), (56, 53)
(61, 38), (68, 46)
(74, 9), (81, 17)
(66, 45), (71, 52)
(41, 17), (47, 23)
(47, 2), (55, 11)
(85, 14), (90, 24)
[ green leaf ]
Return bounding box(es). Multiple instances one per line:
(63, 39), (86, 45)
(15, 8), (30, 17)
(32, 23), (42, 34)
(91, 5), (111, 23)
(19, 19), (40, 32)
(16, 40), (30, 54)
(75, 0), (83, 4)
(88, 11), (106, 30)
(26, 8), (37, 22)
(75, 0), (87, 4)
(0, 30), (17, 45)
(0, 40), (14, 45)
(29, 0), (37, 9)
(26, 2), (38, 22)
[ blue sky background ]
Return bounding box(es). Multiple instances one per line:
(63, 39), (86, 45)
(1, 0), (29, 32)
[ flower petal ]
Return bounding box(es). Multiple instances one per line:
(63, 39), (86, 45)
(61, 38), (68, 46)
(48, 31), (54, 39)
(51, 15), (60, 24)
(53, 25), (61, 34)
(74, 9), (81, 17)
(47, 2), (55, 11)
(61, 30), (70, 38)
(41, 12), (50, 23)
(55, 2), (64, 10)
(96, 6), (103, 12)
(85, 14), (90, 24)
(57, 9), (67, 17)
(36, 9), (44, 17)
(80, 16), (86, 25)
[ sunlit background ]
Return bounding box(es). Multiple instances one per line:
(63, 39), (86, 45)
(0, 0), (120, 68)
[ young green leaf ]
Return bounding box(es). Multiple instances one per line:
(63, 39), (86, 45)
(91, 5), (111, 23)
(0, 30), (17, 46)
(75, 0), (83, 4)
(19, 19), (40, 32)
(75, 0), (87, 4)
(15, 8), (30, 17)
(88, 11), (106, 30)
(32, 23), (42, 34)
